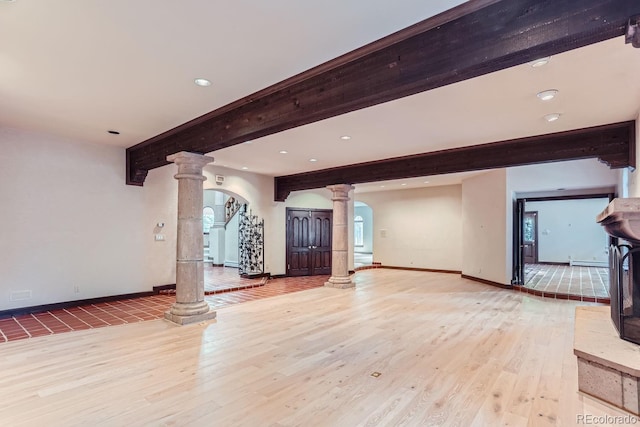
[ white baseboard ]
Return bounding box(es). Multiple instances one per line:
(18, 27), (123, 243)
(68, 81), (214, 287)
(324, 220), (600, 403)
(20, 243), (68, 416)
(569, 260), (608, 268)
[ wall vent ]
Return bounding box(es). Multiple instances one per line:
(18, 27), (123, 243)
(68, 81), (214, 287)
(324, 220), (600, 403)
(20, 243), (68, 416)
(10, 290), (32, 301)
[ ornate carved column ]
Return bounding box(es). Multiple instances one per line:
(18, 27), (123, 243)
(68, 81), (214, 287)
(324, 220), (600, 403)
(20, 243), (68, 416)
(165, 152), (217, 325)
(325, 184), (355, 289)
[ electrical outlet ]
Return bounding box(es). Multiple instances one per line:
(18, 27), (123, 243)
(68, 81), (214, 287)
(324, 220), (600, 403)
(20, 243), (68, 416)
(73, 285), (80, 293)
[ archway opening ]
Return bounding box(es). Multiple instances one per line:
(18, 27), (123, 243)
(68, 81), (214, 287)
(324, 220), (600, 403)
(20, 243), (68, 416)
(203, 189), (248, 269)
(354, 201), (373, 268)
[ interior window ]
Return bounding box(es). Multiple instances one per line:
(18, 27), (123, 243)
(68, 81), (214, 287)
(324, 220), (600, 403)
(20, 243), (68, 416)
(203, 206), (215, 233)
(354, 215), (364, 247)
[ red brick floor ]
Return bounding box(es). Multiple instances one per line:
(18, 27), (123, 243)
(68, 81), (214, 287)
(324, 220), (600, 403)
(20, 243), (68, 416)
(0, 275), (327, 344)
(524, 263), (609, 300)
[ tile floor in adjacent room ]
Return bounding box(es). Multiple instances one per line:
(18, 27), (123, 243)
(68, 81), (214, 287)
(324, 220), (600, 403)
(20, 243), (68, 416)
(0, 273), (327, 343)
(524, 263), (609, 300)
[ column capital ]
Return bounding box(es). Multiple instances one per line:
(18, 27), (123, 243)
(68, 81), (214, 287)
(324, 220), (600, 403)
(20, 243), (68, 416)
(167, 151), (215, 168)
(326, 184), (354, 201)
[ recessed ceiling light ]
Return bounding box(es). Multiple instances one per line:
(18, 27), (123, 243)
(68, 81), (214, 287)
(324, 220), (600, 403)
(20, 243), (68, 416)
(340, 135), (351, 140)
(424, 181), (430, 184)
(537, 89), (558, 101)
(401, 183), (407, 186)
(107, 130), (120, 135)
(279, 150), (288, 154)
(544, 113), (561, 122)
(380, 185), (385, 188)
(244, 141), (252, 144)
(194, 78), (212, 87)
(241, 166), (248, 170)
(309, 158), (317, 162)
(531, 57), (550, 67)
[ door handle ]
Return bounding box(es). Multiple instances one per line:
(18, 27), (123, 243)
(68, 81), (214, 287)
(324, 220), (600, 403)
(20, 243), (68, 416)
(312, 246), (317, 249)
(308, 246), (312, 249)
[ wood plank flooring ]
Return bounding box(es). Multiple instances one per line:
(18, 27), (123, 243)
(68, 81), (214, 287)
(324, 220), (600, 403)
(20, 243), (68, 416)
(0, 269), (633, 426)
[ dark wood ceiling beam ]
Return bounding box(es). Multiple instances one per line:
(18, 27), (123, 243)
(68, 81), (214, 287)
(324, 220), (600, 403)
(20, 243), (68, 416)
(273, 121), (636, 201)
(126, 0), (639, 185)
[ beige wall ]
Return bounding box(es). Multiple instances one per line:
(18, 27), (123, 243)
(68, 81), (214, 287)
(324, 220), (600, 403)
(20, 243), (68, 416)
(141, 164), (178, 289)
(461, 170), (509, 284)
(356, 185), (462, 271)
(0, 127), (154, 310)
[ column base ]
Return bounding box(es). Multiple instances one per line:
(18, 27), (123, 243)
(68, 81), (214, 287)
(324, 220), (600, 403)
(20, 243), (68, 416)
(164, 300), (216, 325)
(164, 308), (217, 325)
(324, 276), (355, 289)
(168, 300), (210, 316)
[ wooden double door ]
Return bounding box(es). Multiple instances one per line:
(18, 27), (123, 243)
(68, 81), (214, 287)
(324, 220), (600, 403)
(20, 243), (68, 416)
(286, 208), (332, 276)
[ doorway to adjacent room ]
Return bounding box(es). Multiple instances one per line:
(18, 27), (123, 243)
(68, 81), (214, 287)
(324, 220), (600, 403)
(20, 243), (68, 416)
(514, 194), (612, 299)
(286, 208), (332, 276)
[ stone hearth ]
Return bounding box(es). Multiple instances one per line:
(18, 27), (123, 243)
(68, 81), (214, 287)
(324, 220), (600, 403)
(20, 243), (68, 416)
(574, 306), (640, 415)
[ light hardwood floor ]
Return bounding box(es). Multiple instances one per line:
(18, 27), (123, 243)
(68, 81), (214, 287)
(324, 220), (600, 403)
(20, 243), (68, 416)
(0, 269), (633, 426)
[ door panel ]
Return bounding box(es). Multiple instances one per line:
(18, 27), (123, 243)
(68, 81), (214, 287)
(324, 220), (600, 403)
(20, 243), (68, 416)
(311, 212), (332, 275)
(288, 212), (312, 276)
(523, 211), (538, 264)
(286, 208), (332, 276)
(290, 252), (309, 270)
(292, 216), (309, 247)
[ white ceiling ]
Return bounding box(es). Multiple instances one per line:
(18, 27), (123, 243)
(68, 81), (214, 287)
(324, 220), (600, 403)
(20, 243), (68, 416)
(2, 0), (639, 189)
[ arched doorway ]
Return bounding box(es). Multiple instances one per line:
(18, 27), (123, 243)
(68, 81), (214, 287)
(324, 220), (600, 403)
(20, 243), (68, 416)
(203, 189), (247, 268)
(354, 201), (373, 268)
